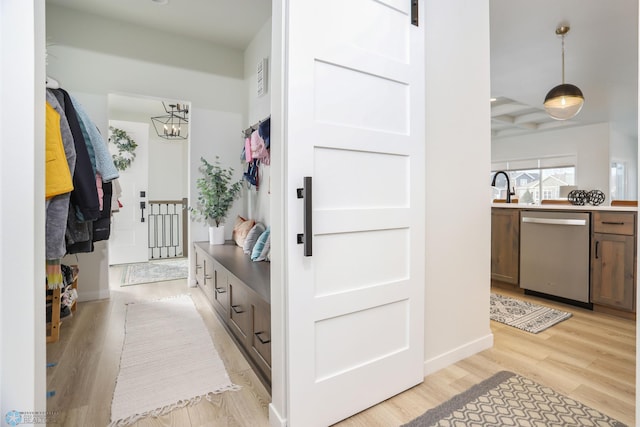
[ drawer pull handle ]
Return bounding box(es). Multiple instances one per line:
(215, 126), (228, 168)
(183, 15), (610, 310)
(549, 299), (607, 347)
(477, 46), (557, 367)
(602, 221), (625, 225)
(231, 304), (244, 314)
(595, 241), (599, 259)
(196, 264), (202, 270)
(255, 331), (271, 344)
(215, 286), (226, 294)
(205, 274), (212, 281)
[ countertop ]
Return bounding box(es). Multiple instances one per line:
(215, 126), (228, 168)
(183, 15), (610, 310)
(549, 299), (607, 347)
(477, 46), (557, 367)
(491, 203), (638, 212)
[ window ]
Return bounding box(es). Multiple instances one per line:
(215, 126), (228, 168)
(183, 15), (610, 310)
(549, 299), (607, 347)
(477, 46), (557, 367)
(491, 157), (576, 204)
(611, 161), (626, 200)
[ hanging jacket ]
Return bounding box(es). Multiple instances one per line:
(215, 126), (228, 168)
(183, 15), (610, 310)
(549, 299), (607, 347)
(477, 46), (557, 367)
(70, 95), (120, 182)
(250, 129), (270, 165)
(45, 91), (78, 259)
(50, 88), (100, 222)
(93, 180), (113, 242)
(45, 102), (74, 199)
(258, 117), (270, 149)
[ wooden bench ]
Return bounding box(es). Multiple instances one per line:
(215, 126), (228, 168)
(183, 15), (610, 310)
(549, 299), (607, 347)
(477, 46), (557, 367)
(194, 241), (271, 390)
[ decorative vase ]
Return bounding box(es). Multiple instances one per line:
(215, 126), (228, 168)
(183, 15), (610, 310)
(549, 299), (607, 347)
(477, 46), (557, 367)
(209, 225), (225, 245)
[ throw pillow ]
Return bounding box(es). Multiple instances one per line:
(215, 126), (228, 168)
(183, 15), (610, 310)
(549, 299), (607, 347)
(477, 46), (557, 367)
(251, 227), (270, 261)
(243, 222), (266, 254)
(255, 233), (270, 262)
(232, 215), (255, 247)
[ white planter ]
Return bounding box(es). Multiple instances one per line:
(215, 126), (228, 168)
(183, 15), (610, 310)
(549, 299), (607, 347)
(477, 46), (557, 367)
(209, 225), (225, 245)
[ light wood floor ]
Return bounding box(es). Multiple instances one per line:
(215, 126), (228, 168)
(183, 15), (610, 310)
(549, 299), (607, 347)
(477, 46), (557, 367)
(47, 274), (635, 426)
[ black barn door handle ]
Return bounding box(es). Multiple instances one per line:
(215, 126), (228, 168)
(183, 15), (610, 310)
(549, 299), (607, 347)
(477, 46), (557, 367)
(296, 176), (313, 257)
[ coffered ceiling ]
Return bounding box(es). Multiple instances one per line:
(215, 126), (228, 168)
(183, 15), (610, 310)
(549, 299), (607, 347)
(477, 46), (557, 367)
(490, 0), (638, 139)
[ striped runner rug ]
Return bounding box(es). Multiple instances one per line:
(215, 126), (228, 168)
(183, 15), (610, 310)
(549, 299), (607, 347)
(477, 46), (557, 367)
(109, 295), (240, 426)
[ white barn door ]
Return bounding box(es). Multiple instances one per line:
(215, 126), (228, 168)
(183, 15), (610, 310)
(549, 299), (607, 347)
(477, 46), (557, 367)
(283, 0), (426, 425)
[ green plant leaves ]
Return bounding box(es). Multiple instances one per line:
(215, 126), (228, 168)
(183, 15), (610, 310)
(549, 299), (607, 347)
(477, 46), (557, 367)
(189, 156), (242, 227)
(109, 126), (138, 171)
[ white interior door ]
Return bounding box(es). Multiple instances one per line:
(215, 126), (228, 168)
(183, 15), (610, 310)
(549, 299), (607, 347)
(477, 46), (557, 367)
(284, 0), (425, 425)
(108, 120), (149, 265)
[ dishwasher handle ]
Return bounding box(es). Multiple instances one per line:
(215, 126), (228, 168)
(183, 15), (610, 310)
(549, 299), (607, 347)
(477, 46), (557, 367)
(522, 217), (587, 226)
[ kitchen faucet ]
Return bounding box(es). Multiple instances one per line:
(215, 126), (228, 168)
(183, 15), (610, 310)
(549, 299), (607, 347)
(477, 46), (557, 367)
(491, 171), (515, 203)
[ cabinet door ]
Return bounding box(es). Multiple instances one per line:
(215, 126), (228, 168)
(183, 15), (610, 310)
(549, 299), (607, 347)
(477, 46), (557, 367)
(592, 233), (635, 311)
(228, 275), (251, 344)
(491, 208), (520, 284)
(251, 297), (271, 381)
(202, 258), (215, 302)
(194, 246), (205, 286)
(194, 245), (214, 302)
(212, 261), (229, 318)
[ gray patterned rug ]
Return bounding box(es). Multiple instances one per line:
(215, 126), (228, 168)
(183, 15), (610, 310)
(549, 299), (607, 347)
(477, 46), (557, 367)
(402, 371), (626, 427)
(120, 258), (188, 286)
(490, 293), (572, 334)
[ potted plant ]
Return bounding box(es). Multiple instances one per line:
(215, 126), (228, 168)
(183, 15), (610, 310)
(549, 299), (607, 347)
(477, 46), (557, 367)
(190, 156), (243, 244)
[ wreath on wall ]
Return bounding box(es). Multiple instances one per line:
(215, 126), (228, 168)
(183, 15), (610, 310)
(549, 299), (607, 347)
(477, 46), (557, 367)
(109, 126), (138, 171)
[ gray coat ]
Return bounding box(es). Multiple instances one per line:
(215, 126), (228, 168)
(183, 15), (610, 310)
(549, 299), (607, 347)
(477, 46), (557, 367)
(46, 90), (77, 259)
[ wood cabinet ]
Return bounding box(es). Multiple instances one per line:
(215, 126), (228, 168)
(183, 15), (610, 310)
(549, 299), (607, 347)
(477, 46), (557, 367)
(251, 297), (271, 383)
(194, 242), (271, 389)
(229, 275), (252, 343)
(491, 208), (520, 285)
(591, 211), (636, 313)
(195, 247), (215, 302)
(212, 261), (228, 317)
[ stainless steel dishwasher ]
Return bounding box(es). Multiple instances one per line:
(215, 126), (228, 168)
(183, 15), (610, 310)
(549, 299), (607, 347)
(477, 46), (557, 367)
(520, 210), (592, 307)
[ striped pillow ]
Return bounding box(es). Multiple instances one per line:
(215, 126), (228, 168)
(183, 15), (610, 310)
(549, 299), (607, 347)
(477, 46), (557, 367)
(243, 222), (265, 254)
(251, 227), (270, 261)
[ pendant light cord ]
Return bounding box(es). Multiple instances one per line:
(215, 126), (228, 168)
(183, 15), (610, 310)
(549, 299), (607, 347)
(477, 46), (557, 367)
(561, 34), (566, 84)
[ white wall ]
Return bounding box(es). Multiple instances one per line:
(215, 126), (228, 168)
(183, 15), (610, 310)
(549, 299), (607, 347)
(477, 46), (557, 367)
(46, 8), (247, 299)
(243, 19), (273, 226)
(246, 20), (273, 124)
(0, 0), (47, 419)
(423, 0), (494, 374)
(189, 108), (245, 245)
(493, 123), (611, 201)
(109, 106), (188, 200)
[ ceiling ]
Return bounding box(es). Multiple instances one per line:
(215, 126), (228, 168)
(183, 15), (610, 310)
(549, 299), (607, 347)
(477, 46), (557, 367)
(491, 0), (638, 139)
(47, 0), (638, 140)
(46, 0), (271, 50)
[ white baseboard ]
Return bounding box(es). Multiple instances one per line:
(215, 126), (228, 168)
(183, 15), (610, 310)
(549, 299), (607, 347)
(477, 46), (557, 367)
(423, 333), (494, 376)
(269, 403), (287, 427)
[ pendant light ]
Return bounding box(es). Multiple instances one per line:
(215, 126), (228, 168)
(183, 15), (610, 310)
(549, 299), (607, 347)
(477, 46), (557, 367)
(544, 25), (584, 120)
(151, 102), (189, 140)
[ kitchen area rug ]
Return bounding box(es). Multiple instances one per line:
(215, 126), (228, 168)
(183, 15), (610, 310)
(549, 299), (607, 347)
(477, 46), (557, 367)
(490, 293), (572, 333)
(120, 258), (188, 286)
(109, 295), (240, 426)
(402, 371), (626, 427)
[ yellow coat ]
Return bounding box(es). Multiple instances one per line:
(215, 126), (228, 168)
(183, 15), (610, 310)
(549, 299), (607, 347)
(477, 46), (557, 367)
(46, 102), (74, 199)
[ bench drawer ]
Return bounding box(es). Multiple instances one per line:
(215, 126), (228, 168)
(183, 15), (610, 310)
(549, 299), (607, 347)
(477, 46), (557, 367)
(251, 298), (271, 378)
(228, 275), (251, 341)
